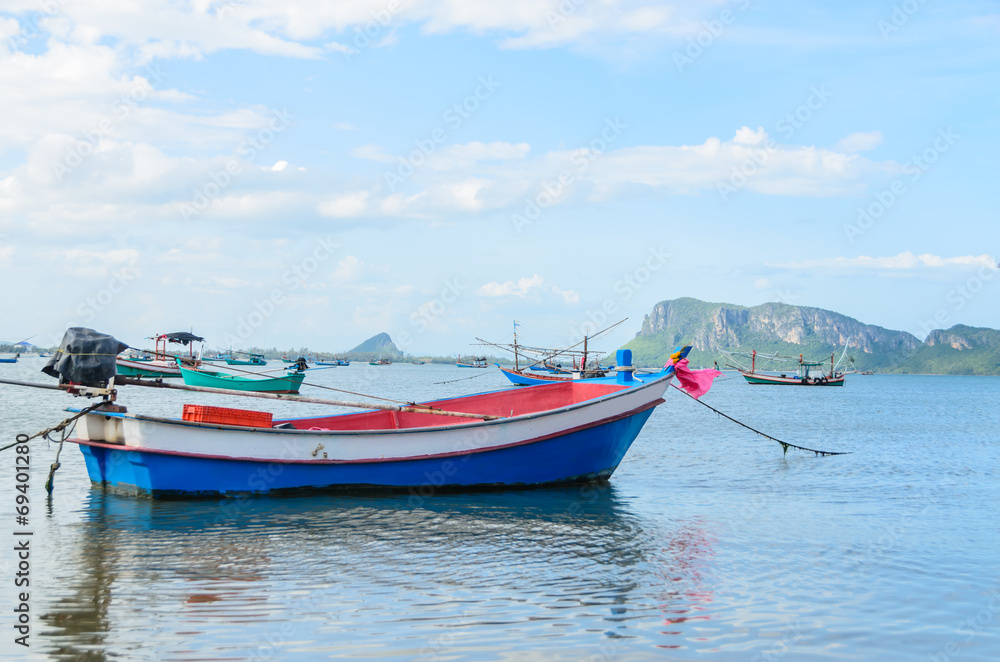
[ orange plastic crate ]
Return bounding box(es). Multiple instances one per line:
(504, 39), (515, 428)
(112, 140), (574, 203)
(182, 404), (273, 428)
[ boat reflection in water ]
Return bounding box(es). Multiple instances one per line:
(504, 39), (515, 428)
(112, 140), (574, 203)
(40, 487), (716, 659)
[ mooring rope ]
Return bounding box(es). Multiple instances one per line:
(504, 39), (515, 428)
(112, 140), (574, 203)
(1, 402), (105, 453)
(434, 370), (495, 385)
(1, 401), (110, 493)
(670, 384), (849, 456)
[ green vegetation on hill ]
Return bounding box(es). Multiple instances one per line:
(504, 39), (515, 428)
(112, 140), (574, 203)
(893, 325), (1000, 375)
(348, 332), (402, 357)
(618, 298), (1000, 375)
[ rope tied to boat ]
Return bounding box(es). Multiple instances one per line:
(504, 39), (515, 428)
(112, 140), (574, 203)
(49, 350), (123, 356)
(2, 402), (108, 493)
(669, 383), (850, 457)
(434, 371), (495, 385)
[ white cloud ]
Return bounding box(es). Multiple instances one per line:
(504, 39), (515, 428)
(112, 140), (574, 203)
(477, 275), (578, 303)
(351, 144), (397, 163)
(334, 129), (900, 219)
(551, 286), (580, 304)
(768, 252), (997, 271)
(2, 1), (711, 68)
(835, 131), (884, 152)
(317, 191), (370, 218)
(478, 275), (546, 297)
(324, 41), (355, 54)
(50, 247), (139, 278)
(425, 141), (531, 171)
(331, 255), (364, 282)
(269, 160), (288, 172)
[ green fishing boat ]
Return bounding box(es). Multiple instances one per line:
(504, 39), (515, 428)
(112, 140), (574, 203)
(224, 353), (267, 366)
(178, 365), (304, 394)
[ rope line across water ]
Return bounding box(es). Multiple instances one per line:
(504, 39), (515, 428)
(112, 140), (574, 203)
(670, 383), (849, 456)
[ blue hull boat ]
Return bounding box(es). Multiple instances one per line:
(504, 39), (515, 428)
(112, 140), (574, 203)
(68, 350), (681, 498)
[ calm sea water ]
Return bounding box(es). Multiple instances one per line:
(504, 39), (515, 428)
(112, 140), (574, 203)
(1, 359), (998, 661)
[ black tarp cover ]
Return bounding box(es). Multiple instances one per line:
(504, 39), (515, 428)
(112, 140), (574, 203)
(164, 332), (204, 345)
(42, 328), (128, 387)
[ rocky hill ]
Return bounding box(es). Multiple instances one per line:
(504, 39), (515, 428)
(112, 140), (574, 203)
(893, 325), (1000, 375)
(348, 332), (402, 358)
(620, 298), (997, 374)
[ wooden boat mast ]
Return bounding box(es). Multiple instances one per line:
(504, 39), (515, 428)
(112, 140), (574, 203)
(513, 321), (519, 371)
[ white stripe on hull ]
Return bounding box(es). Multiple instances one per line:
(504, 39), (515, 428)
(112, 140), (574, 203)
(116, 358), (181, 376)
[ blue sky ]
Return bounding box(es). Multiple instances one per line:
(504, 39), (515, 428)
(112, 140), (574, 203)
(0, 1), (996, 356)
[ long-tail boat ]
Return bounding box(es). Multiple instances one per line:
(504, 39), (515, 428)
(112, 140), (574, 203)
(9, 328), (719, 498)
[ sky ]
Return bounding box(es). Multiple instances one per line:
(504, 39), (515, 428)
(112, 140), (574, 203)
(0, 1), (997, 356)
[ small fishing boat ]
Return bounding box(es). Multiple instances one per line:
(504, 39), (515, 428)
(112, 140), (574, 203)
(225, 353), (267, 366)
(368, 357), (392, 365)
(497, 365), (580, 385)
(116, 332), (204, 378)
(480, 322), (619, 386)
(5, 328), (731, 498)
(178, 364), (304, 394)
(456, 355), (489, 368)
(735, 350), (846, 386)
(0, 356), (18, 364)
(57, 345), (700, 497)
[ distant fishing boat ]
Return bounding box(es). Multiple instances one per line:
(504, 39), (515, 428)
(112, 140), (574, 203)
(368, 357), (392, 366)
(178, 364), (304, 394)
(497, 365), (575, 385)
(225, 353), (267, 366)
(116, 332), (204, 378)
(456, 355), (489, 368)
(316, 356), (349, 366)
(729, 349), (847, 386)
(480, 321), (621, 386)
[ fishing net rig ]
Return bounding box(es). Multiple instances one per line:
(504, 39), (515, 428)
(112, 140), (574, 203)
(714, 342), (852, 374)
(474, 319), (627, 372)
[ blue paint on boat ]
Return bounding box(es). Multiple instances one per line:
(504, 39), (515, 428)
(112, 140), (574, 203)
(77, 408), (655, 497)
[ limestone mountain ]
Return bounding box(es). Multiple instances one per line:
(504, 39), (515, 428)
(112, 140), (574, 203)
(348, 332), (402, 358)
(893, 325), (1000, 375)
(618, 297), (999, 374)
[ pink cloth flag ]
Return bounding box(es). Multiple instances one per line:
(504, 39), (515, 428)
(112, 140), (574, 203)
(667, 358), (723, 399)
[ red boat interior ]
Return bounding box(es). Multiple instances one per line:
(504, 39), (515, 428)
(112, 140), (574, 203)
(274, 381), (632, 431)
